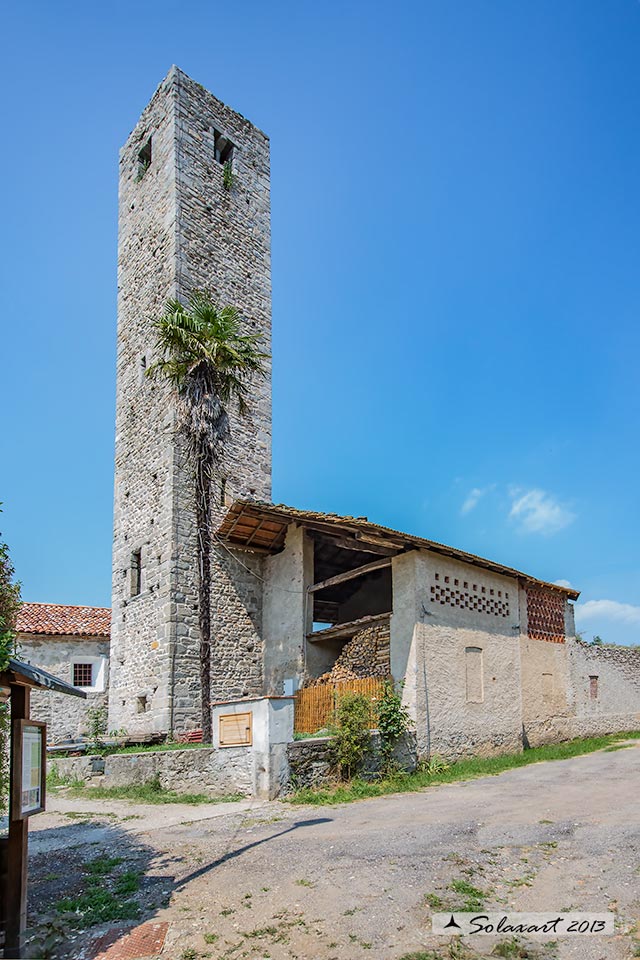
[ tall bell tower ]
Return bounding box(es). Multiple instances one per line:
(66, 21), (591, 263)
(109, 67), (272, 735)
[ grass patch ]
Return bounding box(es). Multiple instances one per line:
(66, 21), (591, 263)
(55, 855), (141, 928)
(450, 878), (485, 911)
(286, 731), (640, 805)
(107, 741), (212, 755)
(53, 774), (243, 805)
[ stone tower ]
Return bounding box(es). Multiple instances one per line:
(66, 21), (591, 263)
(109, 67), (272, 736)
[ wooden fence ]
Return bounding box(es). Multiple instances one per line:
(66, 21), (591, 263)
(294, 677), (386, 735)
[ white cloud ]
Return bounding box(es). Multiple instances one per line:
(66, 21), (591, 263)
(461, 484), (495, 516)
(554, 579), (572, 588)
(575, 599), (640, 627)
(461, 488), (484, 515)
(509, 488), (575, 536)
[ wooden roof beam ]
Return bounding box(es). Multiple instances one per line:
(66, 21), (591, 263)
(308, 557), (391, 594)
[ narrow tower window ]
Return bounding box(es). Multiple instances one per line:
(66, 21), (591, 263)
(130, 548), (142, 596)
(213, 129), (235, 166)
(137, 137), (152, 180)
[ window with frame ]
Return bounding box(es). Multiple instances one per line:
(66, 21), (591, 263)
(73, 662), (94, 687)
(71, 656), (107, 692)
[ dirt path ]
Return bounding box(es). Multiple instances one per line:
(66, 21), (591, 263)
(27, 742), (640, 960)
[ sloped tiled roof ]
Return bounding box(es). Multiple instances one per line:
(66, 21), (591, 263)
(16, 602), (111, 638)
(218, 499), (581, 600)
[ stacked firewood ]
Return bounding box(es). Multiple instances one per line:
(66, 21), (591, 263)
(306, 624), (391, 687)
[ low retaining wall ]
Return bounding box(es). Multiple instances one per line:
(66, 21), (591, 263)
(287, 731), (417, 789)
(49, 696), (296, 800)
(49, 747), (252, 798)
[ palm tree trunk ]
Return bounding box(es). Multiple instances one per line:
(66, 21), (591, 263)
(195, 446), (213, 743)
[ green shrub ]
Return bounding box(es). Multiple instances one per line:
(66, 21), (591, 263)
(376, 680), (411, 774)
(86, 705), (108, 753)
(331, 692), (371, 780)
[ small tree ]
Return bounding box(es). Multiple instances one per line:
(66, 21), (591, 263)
(147, 291), (269, 742)
(331, 692), (371, 780)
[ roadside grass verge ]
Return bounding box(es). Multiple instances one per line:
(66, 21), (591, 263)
(286, 731), (640, 805)
(47, 771), (244, 805)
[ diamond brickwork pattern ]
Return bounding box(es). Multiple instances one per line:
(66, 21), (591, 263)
(526, 587), (565, 643)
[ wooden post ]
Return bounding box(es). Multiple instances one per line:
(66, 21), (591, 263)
(5, 682), (30, 959)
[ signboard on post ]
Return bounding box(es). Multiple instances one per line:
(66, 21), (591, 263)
(10, 719), (46, 820)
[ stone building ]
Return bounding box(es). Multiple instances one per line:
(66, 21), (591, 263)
(107, 67), (640, 760)
(16, 603), (110, 742)
(109, 66), (271, 735)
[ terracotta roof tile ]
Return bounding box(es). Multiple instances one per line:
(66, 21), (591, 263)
(16, 602), (111, 638)
(218, 499), (581, 600)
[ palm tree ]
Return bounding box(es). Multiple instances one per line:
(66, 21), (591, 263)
(147, 290), (269, 742)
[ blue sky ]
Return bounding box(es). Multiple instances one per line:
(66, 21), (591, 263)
(2, 1), (639, 645)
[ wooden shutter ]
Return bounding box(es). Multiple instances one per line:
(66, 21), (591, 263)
(219, 712), (252, 747)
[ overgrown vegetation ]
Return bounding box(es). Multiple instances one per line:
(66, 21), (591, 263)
(376, 679), (412, 774)
(222, 160), (234, 191)
(330, 692), (371, 779)
(48, 771), (243, 805)
(287, 730), (640, 805)
(0, 506), (21, 816)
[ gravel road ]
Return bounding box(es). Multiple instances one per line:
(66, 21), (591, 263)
(27, 740), (640, 960)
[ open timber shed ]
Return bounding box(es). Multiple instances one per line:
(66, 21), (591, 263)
(0, 658), (86, 958)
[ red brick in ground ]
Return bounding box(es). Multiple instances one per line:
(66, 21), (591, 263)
(92, 921), (169, 960)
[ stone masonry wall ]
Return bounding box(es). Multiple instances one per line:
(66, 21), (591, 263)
(287, 732), (416, 789)
(19, 635), (109, 742)
(110, 68), (181, 736)
(110, 67), (271, 736)
(569, 639), (640, 738)
(49, 747), (252, 798)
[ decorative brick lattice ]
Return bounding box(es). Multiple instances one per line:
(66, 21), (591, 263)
(430, 573), (510, 618)
(526, 588), (565, 643)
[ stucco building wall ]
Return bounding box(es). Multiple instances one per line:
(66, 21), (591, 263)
(262, 526), (312, 696)
(392, 552), (523, 760)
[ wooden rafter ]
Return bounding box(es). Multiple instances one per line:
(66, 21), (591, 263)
(307, 612), (391, 642)
(308, 557), (391, 594)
